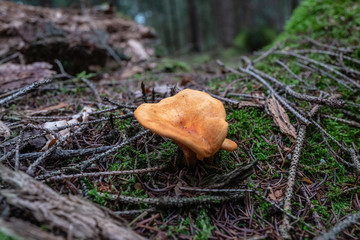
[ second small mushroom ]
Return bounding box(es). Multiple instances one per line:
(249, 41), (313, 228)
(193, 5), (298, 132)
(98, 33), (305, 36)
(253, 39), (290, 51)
(134, 89), (237, 167)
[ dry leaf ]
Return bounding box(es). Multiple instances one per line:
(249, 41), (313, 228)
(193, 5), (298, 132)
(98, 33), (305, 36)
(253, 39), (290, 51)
(267, 95), (297, 139)
(0, 121), (10, 138)
(268, 187), (284, 201)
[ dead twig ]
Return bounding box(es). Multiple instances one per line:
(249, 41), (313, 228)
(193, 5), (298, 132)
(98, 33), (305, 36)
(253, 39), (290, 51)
(219, 60), (310, 124)
(40, 166), (164, 181)
(0, 163), (144, 240)
(275, 59), (315, 89)
(279, 125), (307, 239)
(316, 211), (360, 240)
(273, 51), (360, 89)
(14, 128), (24, 171)
(106, 193), (244, 208)
(26, 125), (87, 175)
(293, 49), (360, 65)
(250, 66), (345, 108)
(253, 44), (278, 63)
(304, 36), (357, 53)
(321, 114), (360, 128)
(103, 97), (138, 109)
(0, 78), (54, 106)
(79, 130), (150, 171)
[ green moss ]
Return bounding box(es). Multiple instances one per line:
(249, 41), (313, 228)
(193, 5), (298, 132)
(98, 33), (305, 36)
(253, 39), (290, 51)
(157, 58), (191, 72)
(227, 108), (284, 162)
(285, 0), (360, 44)
(194, 209), (214, 240)
(0, 232), (19, 240)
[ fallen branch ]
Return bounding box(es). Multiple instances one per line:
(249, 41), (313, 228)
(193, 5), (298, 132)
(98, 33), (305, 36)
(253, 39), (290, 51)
(273, 51), (360, 89)
(80, 130), (150, 171)
(216, 60), (309, 124)
(316, 211), (360, 240)
(279, 124), (307, 239)
(26, 125), (86, 175)
(0, 163), (144, 240)
(40, 166), (164, 182)
(249, 66), (345, 108)
(0, 78), (54, 106)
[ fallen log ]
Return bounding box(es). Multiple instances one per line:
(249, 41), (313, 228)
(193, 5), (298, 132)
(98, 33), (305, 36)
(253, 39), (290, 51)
(0, 163), (144, 240)
(0, 2), (154, 73)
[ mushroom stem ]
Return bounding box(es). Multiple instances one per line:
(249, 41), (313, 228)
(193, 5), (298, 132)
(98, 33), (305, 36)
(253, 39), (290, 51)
(177, 143), (197, 168)
(221, 138), (237, 151)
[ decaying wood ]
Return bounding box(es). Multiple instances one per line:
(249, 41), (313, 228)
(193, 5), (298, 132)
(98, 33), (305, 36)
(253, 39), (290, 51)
(0, 163), (144, 240)
(0, 218), (65, 240)
(0, 1), (154, 73)
(0, 62), (55, 90)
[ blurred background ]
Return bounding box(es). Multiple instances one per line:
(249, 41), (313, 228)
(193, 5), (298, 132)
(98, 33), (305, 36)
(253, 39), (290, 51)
(10, 0), (302, 55)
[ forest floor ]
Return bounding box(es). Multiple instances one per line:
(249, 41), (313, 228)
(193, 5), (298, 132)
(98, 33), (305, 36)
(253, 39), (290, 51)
(1, 1), (360, 240)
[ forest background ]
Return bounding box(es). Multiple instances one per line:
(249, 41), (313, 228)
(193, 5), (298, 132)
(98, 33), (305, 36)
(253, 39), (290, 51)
(10, 0), (302, 55)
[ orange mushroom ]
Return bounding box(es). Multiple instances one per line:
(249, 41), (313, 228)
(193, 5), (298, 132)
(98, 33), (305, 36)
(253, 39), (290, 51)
(134, 89), (237, 167)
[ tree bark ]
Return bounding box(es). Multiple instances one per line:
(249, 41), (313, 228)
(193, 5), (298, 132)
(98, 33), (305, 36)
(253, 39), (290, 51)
(0, 163), (144, 240)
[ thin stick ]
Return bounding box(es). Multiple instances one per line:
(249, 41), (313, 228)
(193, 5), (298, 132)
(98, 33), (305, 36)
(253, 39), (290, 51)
(322, 114), (360, 128)
(14, 129), (24, 171)
(301, 186), (323, 230)
(103, 97), (138, 109)
(250, 66), (345, 108)
(304, 36), (355, 53)
(293, 49), (360, 65)
(316, 211), (360, 240)
(279, 125), (307, 239)
(40, 166), (164, 181)
(0, 78), (54, 106)
(53, 113), (134, 132)
(0, 149), (16, 163)
(273, 51), (360, 89)
(216, 60), (309, 124)
(253, 44), (278, 63)
(80, 130), (149, 171)
(106, 193), (244, 207)
(81, 77), (103, 107)
(294, 60), (354, 92)
(275, 59), (314, 88)
(26, 125), (86, 175)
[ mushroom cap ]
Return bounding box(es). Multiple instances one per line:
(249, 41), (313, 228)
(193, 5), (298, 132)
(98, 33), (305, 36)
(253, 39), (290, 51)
(134, 89), (234, 160)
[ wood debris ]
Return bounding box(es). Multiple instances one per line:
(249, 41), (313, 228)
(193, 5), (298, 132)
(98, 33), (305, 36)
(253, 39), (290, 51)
(0, 1), (155, 73)
(0, 163), (144, 240)
(0, 62), (55, 90)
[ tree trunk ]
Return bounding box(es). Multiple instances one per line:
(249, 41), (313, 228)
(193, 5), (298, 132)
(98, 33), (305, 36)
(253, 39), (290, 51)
(187, 0), (201, 51)
(213, 0), (235, 47)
